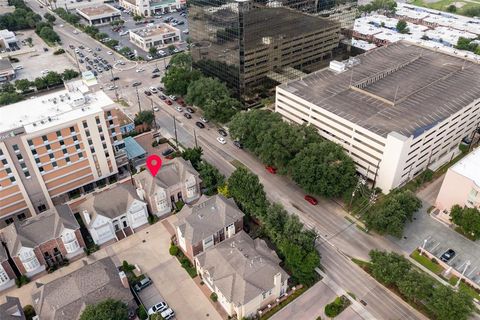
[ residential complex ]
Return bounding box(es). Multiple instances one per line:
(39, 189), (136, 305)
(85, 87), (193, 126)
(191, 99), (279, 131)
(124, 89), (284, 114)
(76, 4), (122, 26)
(129, 23), (181, 51)
(195, 231), (289, 319)
(0, 204), (85, 277)
(0, 296), (25, 320)
(0, 80), (128, 228)
(189, 1), (340, 96)
(436, 147), (480, 212)
(77, 183), (149, 245)
(275, 42), (480, 192)
(119, 0), (185, 16)
(0, 246), (15, 292)
(351, 3), (480, 62)
(175, 194), (244, 260)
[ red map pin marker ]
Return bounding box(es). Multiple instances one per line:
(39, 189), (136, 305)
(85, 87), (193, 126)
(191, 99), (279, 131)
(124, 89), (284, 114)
(146, 155), (162, 177)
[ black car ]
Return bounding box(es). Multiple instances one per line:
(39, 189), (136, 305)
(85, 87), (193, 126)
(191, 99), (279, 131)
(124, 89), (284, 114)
(441, 249), (456, 262)
(133, 276), (152, 292)
(159, 95), (166, 100)
(79, 45), (85, 49)
(144, 91), (152, 96)
(132, 81), (142, 87)
(111, 76), (120, 81)
(184, 113), (192, 119)
(195, 122), (205, 129)
(92, 70), (98, 76)
(162, 148), (175, 156)
(233, 141), (243, 149)
(186, 107), (195, 113)
(218, 129), (228, 137)
(69, 44), (75, 49)
(79, 59), (84, 64)
(152, 68), (160, 73)
(152, 74), (160, 79)
(86, 65), (92, 70)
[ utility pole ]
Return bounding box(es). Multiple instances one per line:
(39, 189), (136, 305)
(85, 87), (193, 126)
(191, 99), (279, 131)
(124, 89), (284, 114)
(150, 98), (158, 131)
(194, 128), (198, 148)
(173, 115), (178, 148)
(135, 86), (142, 112)
(109, 67), (119, 101)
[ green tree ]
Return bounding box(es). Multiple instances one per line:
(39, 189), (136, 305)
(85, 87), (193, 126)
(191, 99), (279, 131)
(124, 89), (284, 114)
(34, 77), (48, 90)
(44, 12), (56, 23)
(95, 32), (108, 40)
(62, 69), (79, 80)
(44, 71), (63, 86)
(203, 96), (239, 123)
(397, 270), (434, 304)
(0, 92), (23, 106)
(185, 77), (230, 108)
(181, 147), (203, 170)
(105, 39), (119, 48)
(358, 0), (396, 13)
(364, 190), (421, 237)
(169, 52), (193, 68)
(279, 240), (320, 286)
(456, 37), (477, 52)
(426, 285), (474, 320)
(134, 110), (154, 127)
(133, 14), (143, 21)
(451, 205), (480, 240)
(23, 304), (36, 320)
(228, 167), (268, 219)
(162, 66), (201, 96)
(199, 162), (225, 196)
(446, 4), (457, 12)
(396, 20), (409, 34)
(369, 250), (410, 285)
(83, 25), (99, 37)
(80, 299), (129, 320)
(167, 44), (176, 54)
(289, 142), (356, 198)
(38, 26), (60, 44)
(14, 79), (32, 93)
(149, 46), (158, 57)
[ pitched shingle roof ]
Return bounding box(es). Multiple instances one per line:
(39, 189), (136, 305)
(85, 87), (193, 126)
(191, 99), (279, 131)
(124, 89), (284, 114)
(31, 257), (134, 320)
(1, 204), (79, 256)
(77, 184), (141, 224)
(175, 195), (244, 244)
(196, 231), (289, 306)
(0, 296), (25, 320)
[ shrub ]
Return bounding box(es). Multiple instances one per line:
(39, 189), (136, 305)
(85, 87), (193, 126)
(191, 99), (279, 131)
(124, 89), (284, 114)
(148, 215), (159, 225)
(210, 292), (218, 302)
(53, 48), (65, 55)
(137, 306), (148, 320)
(152, 140), (159, 147)
(324, 297), (348, 318)
(121, 260), (135, 273)
(15, 275), (30, 288)
(169, 244), (179, 256)
(23, 304), (36, 320)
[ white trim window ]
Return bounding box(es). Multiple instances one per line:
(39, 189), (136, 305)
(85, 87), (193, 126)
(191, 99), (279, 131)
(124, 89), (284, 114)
(203, 235), (214, 250)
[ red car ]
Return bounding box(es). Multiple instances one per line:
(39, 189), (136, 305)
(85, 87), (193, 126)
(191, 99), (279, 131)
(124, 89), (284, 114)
(266, 166), (277, 174)
(165, 100), (172, 105)
(304, 195), (318, 205)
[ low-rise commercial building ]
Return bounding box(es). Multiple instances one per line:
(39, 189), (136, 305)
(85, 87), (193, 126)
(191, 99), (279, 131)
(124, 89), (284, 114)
(175, 194), (244, 261)
(0, 80), (128, 227)
(76, 4), (122, 26)
(129, 23), (180, 51)
(195, 231), (289, 319)
(77, 183), (149, 245)
(0, 204), (85, 277)
(275, 42), (480, 193)
(119, 0), (184, 17)
(0, 58), (14, 82)
(436, 147), (480, 212)
(0, 30), (17, 50)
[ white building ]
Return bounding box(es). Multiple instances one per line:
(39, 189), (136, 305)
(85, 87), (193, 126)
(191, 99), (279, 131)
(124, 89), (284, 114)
(275, 42), (480, 193)
(119, 0), (184, 17)
(78, 184), (149, 245)
(195, 231), (289, 319)
(0, 29), (17, 50)
(129, 23), (180, 51)
(436, 147), (480, 213)
(76, 4), (122, 26)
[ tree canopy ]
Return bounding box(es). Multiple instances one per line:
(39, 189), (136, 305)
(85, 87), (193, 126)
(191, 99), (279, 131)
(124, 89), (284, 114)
(358, 0), (397, 13)
(396, 20), (409, 34)
(181, 147), (203, 170)
(198, 162), (225, 196)
(79, 299), (129, 320)
(451, 205), (480, 240)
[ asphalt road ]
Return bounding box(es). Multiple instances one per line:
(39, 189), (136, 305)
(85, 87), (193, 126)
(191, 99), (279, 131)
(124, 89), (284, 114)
(25, 1), (426, 318)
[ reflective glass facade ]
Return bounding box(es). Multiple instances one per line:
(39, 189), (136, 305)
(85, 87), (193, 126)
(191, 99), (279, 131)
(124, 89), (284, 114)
(189, 0), (341, 96)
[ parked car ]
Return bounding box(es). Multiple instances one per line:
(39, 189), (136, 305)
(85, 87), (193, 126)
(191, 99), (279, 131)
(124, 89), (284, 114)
(168, 95), (177, 101)
(134, 276), (152, 292)
(184, 113), (192, 119)
(175, 106), (183, 112)
(159, 95), (166, 100)
(217, 137), (226, 144)
(195, 122), (205, 129)
(186, 107), (195, 113)
(110, 76), (120, 81)
(304, 195), (318, 205)
(165, 100), (172, 105)
(160, 308), (175, 320)
(233, 140), (243, 149)
(150, 86), (158, 94)
(152, 68), (160, 73)
(132, 81), (142, 87)
(266, 166), (277, 174)
(218, 129), (228, 137)
(153, 106), (159, 112)
(144, 91), (152, 96)
(441, 249), (456, 262)
(148, 302), (168, 315)
(152, 74), (160, 78)
(200, 117), (209, 123)
(162, 148), (175, 156)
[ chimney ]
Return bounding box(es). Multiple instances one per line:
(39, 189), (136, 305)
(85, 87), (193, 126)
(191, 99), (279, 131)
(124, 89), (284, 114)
(274, 272), (282, 287)
(82, 211), (91, 225)
(119, 271), (129, 288)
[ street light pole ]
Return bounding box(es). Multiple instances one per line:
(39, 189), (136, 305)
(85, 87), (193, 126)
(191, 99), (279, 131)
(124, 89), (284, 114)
(194, 128), (198, 147)
(135, 86), (142, 112)
(173, 115), (178, 148)
(109, 67), (119, 101)
(72, 49), (81, 74)
(455, 260), (471, 289)
(150, 98), (158, 131)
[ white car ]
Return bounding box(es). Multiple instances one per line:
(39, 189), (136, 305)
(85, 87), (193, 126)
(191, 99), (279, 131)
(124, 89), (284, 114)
(148, 302), (168, 315)
(59, 24), (64, 27)
(119, 31), (129, 36)
(149, 86), (158, 93)
(41, 69), (49, 75)
(136, 68), (145, 73)
(200, 117), (209, 123)
(146, 54), (153, 60)
(160, 308), (175, 320)
(175, 106), (183, 112)
(86, 48), (92, 52)
(73, 30), (78, 34)
(108, 85), (118, 91)
(14, 65), (23, 70)
(153, 106), (159, 112)
(107, 51), (113, 55)
(74, 48), (80, 53)
(217, 136), (226, 144)
(168, 95), (176, 100)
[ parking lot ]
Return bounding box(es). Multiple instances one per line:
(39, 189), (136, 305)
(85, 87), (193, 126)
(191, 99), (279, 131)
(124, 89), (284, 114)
(10, 30), (77, 80)
(96, 8), (189, 59)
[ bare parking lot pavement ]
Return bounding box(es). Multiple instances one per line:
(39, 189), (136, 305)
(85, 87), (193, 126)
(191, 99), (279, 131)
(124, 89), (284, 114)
(0, 217), (221, 320)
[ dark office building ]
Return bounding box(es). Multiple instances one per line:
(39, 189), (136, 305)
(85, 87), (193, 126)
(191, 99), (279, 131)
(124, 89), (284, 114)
(189, 0), (341, 96)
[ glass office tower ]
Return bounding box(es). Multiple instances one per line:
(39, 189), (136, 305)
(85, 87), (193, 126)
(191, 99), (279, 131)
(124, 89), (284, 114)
(189, 0), (341, 96)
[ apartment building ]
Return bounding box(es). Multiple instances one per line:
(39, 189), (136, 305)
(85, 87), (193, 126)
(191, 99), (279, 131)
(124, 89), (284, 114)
(275, 42), (480, 193)
(436, 147), (480, 212)
(0, 80), (127, 228)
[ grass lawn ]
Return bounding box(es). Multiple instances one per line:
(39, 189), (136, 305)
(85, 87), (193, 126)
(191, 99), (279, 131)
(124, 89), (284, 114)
(410, 250), (444, 275)
(449, 276), (480, 300)
(409, 0), (480, 16)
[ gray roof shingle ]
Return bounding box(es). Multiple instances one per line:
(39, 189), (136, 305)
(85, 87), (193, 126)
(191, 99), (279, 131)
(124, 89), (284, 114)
(0, 296), (25, 320)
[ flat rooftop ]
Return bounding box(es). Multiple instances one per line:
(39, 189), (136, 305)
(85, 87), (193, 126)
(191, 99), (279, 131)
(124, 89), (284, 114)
(77, 4), (120, 17)
(279, 42), (480, 138)
(0, 81), (115, 134)
(131, 23), (178, 38)
(451, 147), (480, 187)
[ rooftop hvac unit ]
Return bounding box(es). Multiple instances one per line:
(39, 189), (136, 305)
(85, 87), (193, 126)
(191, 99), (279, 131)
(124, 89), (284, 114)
(329, 60), (346, 73)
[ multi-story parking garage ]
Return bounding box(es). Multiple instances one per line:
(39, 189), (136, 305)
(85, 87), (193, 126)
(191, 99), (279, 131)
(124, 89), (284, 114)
(275, 42), (480, 193)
